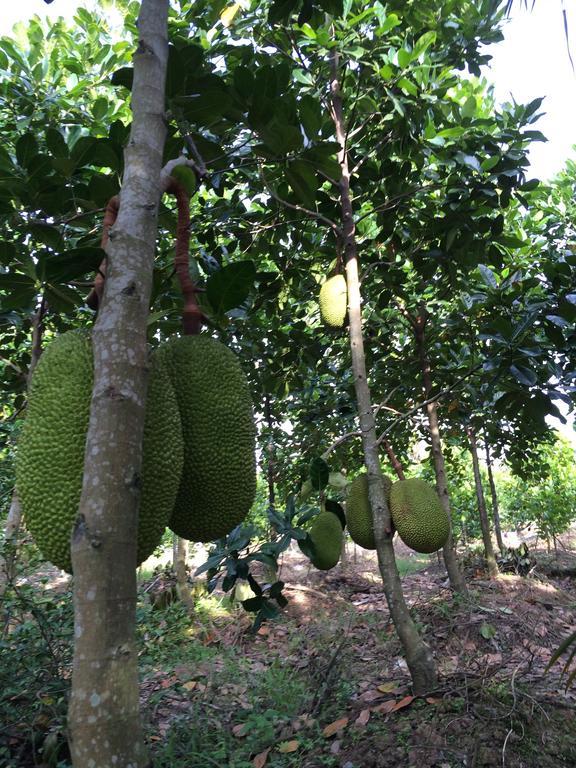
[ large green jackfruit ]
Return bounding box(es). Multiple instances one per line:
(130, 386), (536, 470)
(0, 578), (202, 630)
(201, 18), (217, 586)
(390, 478), (449, 554)
(319, 274), (347, 328)
(159, 335), (256, 542)
(305, 510), (343, 570)
(15, 330), (184, 573)
(346, 472), (392, 550)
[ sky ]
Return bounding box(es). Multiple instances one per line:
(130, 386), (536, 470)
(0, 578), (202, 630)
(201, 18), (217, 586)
(1, 1), (575, 443)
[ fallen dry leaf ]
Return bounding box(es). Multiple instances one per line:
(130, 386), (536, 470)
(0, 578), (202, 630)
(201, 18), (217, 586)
(330, 739), (341, 755)
(355, 709), (371, 726)
(393, 695), (414, 711)
(372, 700), (396, 715)
(232, 723), (248, 738)
(182, 681), (197, 691)
(425, 697), (441, 705)
(323, 717), (349, 737)
(253, 747), (270, 768)
(277, 740), (299, 753)
(377, 681), (401, 693)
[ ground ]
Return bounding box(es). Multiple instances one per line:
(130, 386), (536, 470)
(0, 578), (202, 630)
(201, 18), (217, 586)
(2, 534), (576, 768)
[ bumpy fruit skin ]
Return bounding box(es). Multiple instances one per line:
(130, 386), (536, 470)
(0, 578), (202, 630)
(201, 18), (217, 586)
(390, 478), (449, 554)
(160, 335), (257, 542)
(15, 330), (183, 573)
(346, 472), (392, 550)
(319, 274), (347, 328)
(306, 510), (342, 570)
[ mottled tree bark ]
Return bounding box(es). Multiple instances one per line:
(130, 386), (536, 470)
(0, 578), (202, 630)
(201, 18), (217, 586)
(467, 426), (499, 579)
(330, 50), (437, 694)
(413, 309), (467, 595)
(68, 3), (169, 766)
(484, 441), (505, 553)
(175, 535), (194, 614)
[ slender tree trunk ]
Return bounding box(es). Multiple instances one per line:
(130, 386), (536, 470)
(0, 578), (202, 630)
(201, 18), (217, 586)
(330, 50), (436, 694)
(172, 532), (179, 567)
(175, 535), (194, 614)
(263, 395), (276, 513)
(484, 441), (505, 553)
(467, 426), (499, 579)
(382, 439), (406, 480)
(1, 297), (46, 594)
(340, 532), (348, 568)
(413, 310), (467, 594)
(68, 4), (169, 766)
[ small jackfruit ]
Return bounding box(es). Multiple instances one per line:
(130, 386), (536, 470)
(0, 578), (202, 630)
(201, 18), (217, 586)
(15, 330), (184, 573)
(319, 274), (347, 328)
(304, 510), (343, 570)
(346, 472), (392, 550)
(159, 335), (256, 543)
(390, 478), (449, 554)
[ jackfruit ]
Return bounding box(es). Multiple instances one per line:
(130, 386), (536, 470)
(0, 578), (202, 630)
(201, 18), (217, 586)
(15, 330), (183, 573)
(346, 472), (392, 550)
(159, 335), (256, 542)
(305, 510), (343, 570)
(319, 274), (347, 328)
(390, 478), (449, 554)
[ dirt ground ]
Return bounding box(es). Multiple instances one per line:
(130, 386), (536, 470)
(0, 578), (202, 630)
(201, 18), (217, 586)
(138, 534), (576, 768)
(4, 533), (576, 768)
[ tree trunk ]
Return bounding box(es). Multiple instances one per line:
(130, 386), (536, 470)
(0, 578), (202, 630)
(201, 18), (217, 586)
(484, 441), (505, 553)
(175, 535), (194, 614)
(263, 395), (276, 514)
(413, 310), (467, 595)
(467, 426), (499, 579)
(330, 50), (437, 694)
(1, 296), (46, 594)
(68, 3), (169, 766)
(340, 532), (348, 568)
(382, 439), (406, 480)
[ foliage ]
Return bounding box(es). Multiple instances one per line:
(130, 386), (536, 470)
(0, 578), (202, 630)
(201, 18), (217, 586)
(0, 574), (73, 766)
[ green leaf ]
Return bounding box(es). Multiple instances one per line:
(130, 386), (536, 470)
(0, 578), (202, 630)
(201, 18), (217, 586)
(309, 457), (329, 491)
(461, 95), (477, 119)
(286, 159), (317, 209)
(41, 247), (105, 283)
(45, 128), (69, 159)
(478, 264), (497, 289)
(481, 155), (500, 172)
(480, 622), (496, 640)
(299, 94), (322, 141)
(510, 364), (537, 387)
(206, 260), (256, 314)
(412, 30), (436, 58)
(16, 133), (38, 168)
(397, 48), (412, 68)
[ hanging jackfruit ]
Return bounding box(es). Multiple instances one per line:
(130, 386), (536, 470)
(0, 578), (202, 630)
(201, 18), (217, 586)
(390, 478), (449, 554)
(159, 335), (257, 542)
(15, 330), (183, 573)
(319, 274), (347, 328)
(346, 472), (392, 550)
(302, 509), (343, 570)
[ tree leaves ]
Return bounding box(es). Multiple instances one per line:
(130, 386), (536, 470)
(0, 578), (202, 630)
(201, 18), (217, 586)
(206, 261), (256, 314)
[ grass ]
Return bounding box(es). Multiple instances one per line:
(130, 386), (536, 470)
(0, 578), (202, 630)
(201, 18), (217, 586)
(395, 552), (432, 577)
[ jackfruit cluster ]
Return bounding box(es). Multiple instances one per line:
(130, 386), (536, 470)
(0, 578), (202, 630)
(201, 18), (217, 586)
(159, 335), (257, 542)
(390, 478), (450, 554)
(15, 330), (183, 573)
(319, 274), (347, 328)
(305, 509), (343, 570)
(345, 472), (392, 550)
